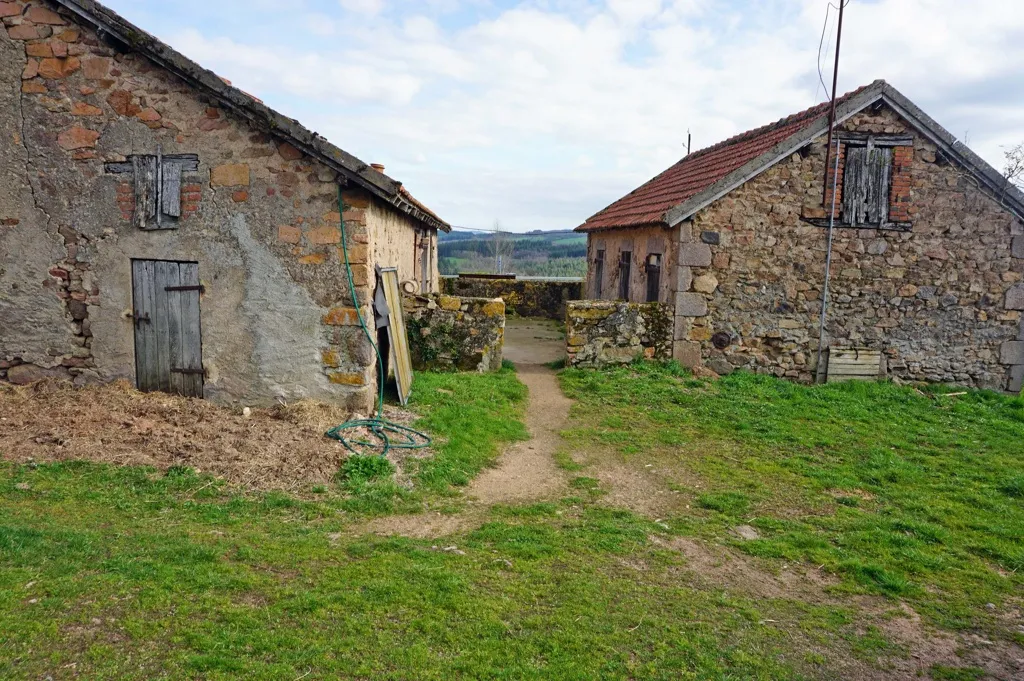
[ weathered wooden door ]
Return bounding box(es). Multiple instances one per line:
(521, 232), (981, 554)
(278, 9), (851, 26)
(131, 259), (204, 397)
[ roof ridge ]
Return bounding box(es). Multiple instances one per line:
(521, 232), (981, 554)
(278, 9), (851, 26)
(52, 0), (450, 231)
(578, 81), (883, 231)
(673, 82), (875, 167)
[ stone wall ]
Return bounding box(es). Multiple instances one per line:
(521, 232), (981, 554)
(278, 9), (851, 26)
(0, 0), (438, 409)
(402, 294), (505, 372)
(441, 276), (582, 319)
(672, 104), (1023, 392)
(566, 300), (673, 368)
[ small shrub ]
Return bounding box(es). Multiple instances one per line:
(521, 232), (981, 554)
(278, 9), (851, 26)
(697, 491), (751, 517)
(999, 475), (1024, 499)
(340, 455), (395, 486)
(929, 664), (985, 681)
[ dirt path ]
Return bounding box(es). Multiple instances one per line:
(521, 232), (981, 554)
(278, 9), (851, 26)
(467, 361), (567, 504)
(363, 318), (569, 538)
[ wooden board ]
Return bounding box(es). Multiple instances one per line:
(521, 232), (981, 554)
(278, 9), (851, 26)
(826, 347), (883, 383)
(177, 262), (204, 398)
(380, 268), (414, 406)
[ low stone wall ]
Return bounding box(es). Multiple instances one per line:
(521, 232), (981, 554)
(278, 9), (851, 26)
(402, 294), (505, 372)
(566, 300), (673, 368)
(441, 276), (583, 319)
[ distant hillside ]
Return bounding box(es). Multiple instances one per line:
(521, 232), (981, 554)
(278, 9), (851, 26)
(438, 229), (586, 278)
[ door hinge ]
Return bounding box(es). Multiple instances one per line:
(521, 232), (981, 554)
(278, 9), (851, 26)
(132, 312), (151, 327)
(164, 284), (205, 293)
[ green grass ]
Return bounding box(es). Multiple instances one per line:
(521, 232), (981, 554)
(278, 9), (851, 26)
(2, 362), (1021, 678)
(0, 459), (861, 679)
(559, 362), (1024, 634)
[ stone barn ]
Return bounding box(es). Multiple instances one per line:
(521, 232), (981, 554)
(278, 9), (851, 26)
(576, 80), (1024, 393)
(0, 0), (450, 411)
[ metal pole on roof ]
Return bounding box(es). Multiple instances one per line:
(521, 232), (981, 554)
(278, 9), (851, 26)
(821, 0), (845, 206)
(815, 0), (846, 383)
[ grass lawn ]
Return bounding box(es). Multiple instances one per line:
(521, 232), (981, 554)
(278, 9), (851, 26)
(559, 363), (1024, 639)
(1, 362), (1022, 679)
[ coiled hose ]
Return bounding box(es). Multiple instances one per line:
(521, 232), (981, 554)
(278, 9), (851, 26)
(324, 185), (432, 457)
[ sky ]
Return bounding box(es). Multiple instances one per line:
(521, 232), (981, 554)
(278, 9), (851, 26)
(103, 0), (1024, 232)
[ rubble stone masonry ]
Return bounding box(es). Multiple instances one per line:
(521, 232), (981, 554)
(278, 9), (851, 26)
(441, 276), (583, 320)
(675, 106), (1023, 392)
(0, 0), (434, 410)
(403, 294), (505, 373)
(566, 300), (673, 368)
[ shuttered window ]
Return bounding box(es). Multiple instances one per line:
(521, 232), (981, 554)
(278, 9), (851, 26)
(835, 133), (913, 229)
(618, 251), (632, 301)
(645, 253), (662, 303)
(106, 151), (199, 230)
(842, 145), (892, 226)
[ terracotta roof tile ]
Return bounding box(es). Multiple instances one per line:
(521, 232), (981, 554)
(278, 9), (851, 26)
(577, 84), (874, 232)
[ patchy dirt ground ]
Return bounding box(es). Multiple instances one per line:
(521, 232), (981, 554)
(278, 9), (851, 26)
(363, 318), (570, 537)
(0, 379), (421, 493)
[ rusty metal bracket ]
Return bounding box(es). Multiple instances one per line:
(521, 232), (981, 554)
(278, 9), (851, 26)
(164, 284), (205, 293)
(170, 367), (206, 376)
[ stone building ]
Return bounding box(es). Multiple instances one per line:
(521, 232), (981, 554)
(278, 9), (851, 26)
(577, 80), (1024, 392)
(0, 0), (450, 411)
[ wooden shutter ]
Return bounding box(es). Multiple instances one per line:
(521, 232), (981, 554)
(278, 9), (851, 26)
(645, 254), (662, 303)
(161, 160), (183, 218)
(842, 145), (893, 226)
(618, 251), (631, 301)
(131, 155), (158, 230)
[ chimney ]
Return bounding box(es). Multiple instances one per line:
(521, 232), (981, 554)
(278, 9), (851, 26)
(370, 163), (385, 173)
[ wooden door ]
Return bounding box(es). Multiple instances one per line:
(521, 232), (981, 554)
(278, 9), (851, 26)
(131, 259), (204, 397)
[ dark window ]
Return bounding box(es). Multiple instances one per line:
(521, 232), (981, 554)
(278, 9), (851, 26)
(594, 249), (605, 298)
(842, 144), (892, 226)
(618, 251), (631, 301)
(645, 253), (662, 302)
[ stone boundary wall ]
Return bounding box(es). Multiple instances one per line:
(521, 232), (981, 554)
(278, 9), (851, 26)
(566, 300), (672, 368)
(402, 294), (505, 373)
(441, 276), (583, 320)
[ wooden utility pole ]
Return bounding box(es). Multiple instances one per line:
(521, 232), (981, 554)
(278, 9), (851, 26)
(816, 0), (846, 382)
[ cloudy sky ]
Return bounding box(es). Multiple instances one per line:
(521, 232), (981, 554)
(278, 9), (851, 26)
(105, 0), (1024, 232)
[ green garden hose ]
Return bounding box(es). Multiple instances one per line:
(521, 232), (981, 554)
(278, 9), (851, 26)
(324, 185), (432, 456)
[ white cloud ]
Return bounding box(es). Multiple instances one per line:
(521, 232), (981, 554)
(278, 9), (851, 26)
(339, 0), (383, 15)
(304, 12), (337, 36)
(167, 0), (1024, 231)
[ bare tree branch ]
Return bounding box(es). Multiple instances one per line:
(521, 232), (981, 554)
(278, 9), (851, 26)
(1004, 142), (1024, 189)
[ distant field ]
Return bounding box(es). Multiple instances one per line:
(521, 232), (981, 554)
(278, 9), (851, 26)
(438, 229), (586, 278)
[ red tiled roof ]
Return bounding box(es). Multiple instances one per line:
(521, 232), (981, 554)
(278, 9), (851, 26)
(398, 186), (447, 229)
(577, 84), (875, 232)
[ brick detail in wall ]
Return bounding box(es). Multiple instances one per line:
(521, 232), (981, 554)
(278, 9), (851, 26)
(116, 181), (134, 221)
(823, 143), (845, 219)
(889, 145), (914, 223)
(116, 181), (202, 222)
(182, 183), (202, 218)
